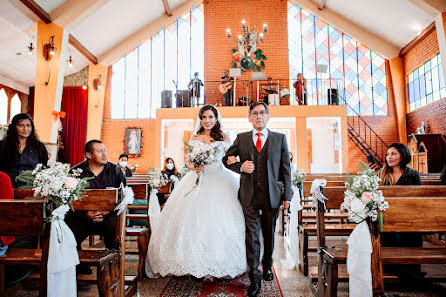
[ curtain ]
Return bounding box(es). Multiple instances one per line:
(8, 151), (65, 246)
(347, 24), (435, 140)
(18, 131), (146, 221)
(61, 87), (88, 166)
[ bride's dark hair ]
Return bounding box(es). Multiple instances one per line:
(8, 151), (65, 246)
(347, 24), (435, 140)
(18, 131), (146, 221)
(197, 105), (223, 141)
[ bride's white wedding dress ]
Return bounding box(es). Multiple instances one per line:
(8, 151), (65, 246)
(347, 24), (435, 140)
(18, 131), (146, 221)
(146, 140), (247, 278)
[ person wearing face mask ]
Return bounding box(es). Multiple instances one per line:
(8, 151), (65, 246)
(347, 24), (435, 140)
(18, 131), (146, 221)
(118, 154), (132, 177)
(157, 157), (179, 206)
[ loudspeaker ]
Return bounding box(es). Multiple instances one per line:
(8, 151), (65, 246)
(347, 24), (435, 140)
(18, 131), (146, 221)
(327, 88), (338, 105)
(161, 90), (172, 108)
(175, 90), (191, 107)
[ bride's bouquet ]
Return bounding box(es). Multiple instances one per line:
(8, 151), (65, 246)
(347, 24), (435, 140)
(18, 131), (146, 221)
(341, 162), (389, 229)
(185, 141), (220, 186)
(16, 160), (91, 214)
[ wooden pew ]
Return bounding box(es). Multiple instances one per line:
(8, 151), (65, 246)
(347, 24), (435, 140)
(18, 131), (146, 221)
(71, 189), (129, 297)
(125, 183), (150, 281)
(297, 180), (350, 276)
(13, 189), (134, 297)
(315, 185), (446, 297)
(0, 199), (47, 296)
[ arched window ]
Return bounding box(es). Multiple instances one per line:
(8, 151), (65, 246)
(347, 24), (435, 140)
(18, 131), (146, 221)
(0, 87), (23, 125)
(10, 93), (22, 119)
(0, 89), (7, 125)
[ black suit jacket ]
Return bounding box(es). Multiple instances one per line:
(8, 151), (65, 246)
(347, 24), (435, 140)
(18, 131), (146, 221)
(223, 130), (291, 209)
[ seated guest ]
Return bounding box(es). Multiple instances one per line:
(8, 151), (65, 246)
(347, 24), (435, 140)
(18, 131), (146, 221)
(0, 113), (48, 187)
(371, 143), (423, 281)
(158, 157), (179, 206)
(118, 154), (133, 177)
(65, 140), (126, 250)
(0, 171), (14, 256)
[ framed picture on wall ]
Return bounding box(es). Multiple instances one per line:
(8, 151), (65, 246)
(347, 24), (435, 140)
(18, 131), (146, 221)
(124, 127), (142, 156)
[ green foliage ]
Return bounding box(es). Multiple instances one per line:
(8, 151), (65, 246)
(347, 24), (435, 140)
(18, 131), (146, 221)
(232, 48), (237, 53)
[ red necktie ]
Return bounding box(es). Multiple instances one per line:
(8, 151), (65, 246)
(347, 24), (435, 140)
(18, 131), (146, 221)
(256, 132), (262, 152)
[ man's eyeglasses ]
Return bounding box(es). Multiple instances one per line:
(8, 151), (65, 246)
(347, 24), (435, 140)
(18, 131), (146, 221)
(251, 111), (267, 117)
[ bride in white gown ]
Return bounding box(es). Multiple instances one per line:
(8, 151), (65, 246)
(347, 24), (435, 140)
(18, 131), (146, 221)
(146, 105), (247, 278)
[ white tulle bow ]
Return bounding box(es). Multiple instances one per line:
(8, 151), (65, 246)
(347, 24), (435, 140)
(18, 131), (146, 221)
(114, 184), (135, 215)
(47, 204), (79, 297)
(347, 221), (373, 297)
(310, 179), (328, 207)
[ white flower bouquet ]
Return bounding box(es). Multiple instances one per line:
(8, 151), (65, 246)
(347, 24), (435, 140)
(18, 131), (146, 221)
(341, 162), (389, 228)
(291, 168), (306, 187)
(147, 167), (169, 190)
(16, 160), (91, 211)
(185, 141), (220, 185)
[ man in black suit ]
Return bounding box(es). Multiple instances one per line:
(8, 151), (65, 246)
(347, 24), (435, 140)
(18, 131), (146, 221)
(188, 72), (204, 107)
(223, 102), (291, 297)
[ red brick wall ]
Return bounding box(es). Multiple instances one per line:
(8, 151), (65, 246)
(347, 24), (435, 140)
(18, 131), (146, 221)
(406, 98), (446, 135)
(403, 28), (446, 136)
(204, 0), (289, 105)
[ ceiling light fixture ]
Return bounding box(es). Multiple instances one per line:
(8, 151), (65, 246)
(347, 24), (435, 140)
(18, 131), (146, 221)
(225, 0), (268, 57)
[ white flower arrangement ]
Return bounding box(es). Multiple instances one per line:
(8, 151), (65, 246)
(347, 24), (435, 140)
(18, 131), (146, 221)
(291, 168), (306, 187)
(341, 162), (389, 224)
(147, 167), (169, 190)
(16, 160), (91, 209)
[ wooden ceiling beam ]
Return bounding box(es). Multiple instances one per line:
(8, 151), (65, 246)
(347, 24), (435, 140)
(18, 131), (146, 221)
(18, 0), (51, 24)
(69, 34), (98, 65)
(162, 0), (173, 17)
(399, 22), (435, 56)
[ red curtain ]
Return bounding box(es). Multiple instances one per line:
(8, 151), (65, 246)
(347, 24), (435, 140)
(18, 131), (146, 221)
(61, 87), (88, 166)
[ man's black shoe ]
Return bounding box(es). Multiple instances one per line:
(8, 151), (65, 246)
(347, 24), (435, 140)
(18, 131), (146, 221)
(248, 280), (261, 297)
(263, 268), (274, 281)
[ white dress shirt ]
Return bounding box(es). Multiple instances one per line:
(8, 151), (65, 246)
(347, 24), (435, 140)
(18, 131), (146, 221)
(252, 128), (269, 150)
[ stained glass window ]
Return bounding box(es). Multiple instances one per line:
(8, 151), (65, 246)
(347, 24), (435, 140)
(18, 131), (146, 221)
(407, 53), (445, 112)
(111, 3), (204, 119)
(287, 2), (388, 115)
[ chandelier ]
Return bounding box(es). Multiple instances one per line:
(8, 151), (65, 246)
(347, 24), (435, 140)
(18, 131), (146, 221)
(225, 0), (268, 57)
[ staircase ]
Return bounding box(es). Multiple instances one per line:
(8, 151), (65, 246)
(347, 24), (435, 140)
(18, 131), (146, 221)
(342, 103), (389, 167)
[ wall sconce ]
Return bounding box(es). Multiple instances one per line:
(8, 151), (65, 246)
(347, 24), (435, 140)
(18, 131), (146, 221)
(93, 75), (102, 90)
(82, 78), (87, 90)
(67, 55), (73, 67)
(43, 35), (57, 61)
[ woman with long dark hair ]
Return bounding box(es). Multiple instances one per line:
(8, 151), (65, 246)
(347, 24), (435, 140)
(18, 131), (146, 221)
(378, 142), (421, 186)
(0, 113), (48, 187)
(376, 143), (424, 282)
(146, 105), (246, 279)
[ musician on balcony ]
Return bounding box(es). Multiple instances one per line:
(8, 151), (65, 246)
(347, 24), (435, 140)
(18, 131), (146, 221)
(221, 69), (233, 106)
(188, 72), (204, 107)
(293, 73), (307, 105)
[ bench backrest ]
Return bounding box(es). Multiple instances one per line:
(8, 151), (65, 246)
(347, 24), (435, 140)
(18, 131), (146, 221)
(0, 199), (45, 236)
(381, 196), (446, 232)
(127, 183), (149, 200)
(321, 185), (446, 210)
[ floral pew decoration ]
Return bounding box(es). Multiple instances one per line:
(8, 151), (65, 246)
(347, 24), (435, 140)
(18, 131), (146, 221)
(147, 167), (169, 231)
(340, 162), (389, 297)
(17, 160), (92, 297)
(286, 168), (306, 268)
